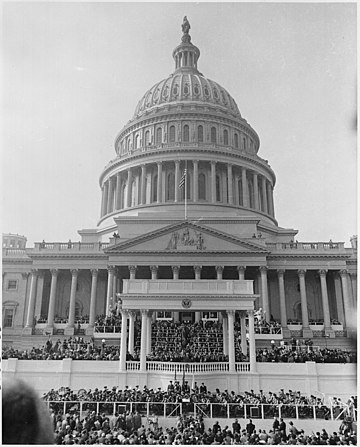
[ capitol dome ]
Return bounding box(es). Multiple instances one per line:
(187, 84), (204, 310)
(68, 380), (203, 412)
(98, 18), (277, 232)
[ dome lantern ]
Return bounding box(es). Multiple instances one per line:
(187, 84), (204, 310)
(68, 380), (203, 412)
(172, 16), (200, 74)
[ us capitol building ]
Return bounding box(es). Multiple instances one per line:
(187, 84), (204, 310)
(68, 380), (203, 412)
(3, 18), (357, 392)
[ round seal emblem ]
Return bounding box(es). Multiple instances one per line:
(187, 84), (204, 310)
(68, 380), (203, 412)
(182, 299), (192, 309)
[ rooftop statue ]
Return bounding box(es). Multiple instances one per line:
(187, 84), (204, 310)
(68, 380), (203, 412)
(182, 16), (190, 34)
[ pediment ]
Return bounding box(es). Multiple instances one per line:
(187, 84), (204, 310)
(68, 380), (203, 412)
(105, 221), (269, 254)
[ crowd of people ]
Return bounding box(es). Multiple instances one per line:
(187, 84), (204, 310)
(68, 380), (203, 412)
(256, 346), (356, 364)
(49, 411), (357, 445)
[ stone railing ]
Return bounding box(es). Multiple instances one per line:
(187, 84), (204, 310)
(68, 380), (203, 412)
(266, 242), (345, 251)
(2, 248), (28, 257)
(30, 242), (110, 252)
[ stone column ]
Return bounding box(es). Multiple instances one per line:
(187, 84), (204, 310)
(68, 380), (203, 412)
(266, 181), (273, 216)
(87, 269), (98, 333)
(277, 270), (291, 338)
(248, 310), (256, 372)
(227, 164), (233, 205)
(119, 310), (128, 372)
(241, 167), (248, 207)
(34, 272), (44, 320)
(222, 313), (228, 356)
(318, 270), (334, 336)
(349, 273), (357, 309)
(150, 265), (158, 280)
(107, 177), (113, 214)
(102, 181), (109, 216)
(157, 162), (162, 203)
(237, 266), (246, 280)
(24, 269), (38, 332)
(115, 172), (121, 210)
(227, 310), (235, 372)
(340, 270), (355, 332)
(240, 312), (247, 355)
(126, 169), (132, 208)
(216, 265), (224, 280)
(194, 265), (202, 280)
(147, 312), (152, 354)
(47, 269), (59, 329)
(298, 269), (312, 338)
(262, 176), (268, 214)
(128, 311), (135, 355)
(140, 165), (147, 205)
(193, 160), (199, 202)
(270, 187), (275, 218)
(66, 269), (79, 334)
(174, 161), (180, 202)
(140, 310), (148, 372)
(334, 273), (345, 325)
(259, 266), (270, 322)
(106, 266), (115, 317)
(172, 265), (180, 280)
(129, 265), (137, 280)
(253, 173), (259, 210)
(211, 161), (216, 203)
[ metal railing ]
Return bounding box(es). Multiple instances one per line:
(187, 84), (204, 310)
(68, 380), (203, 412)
(44, 400), (356, 422)
(94, 326), (121, 333)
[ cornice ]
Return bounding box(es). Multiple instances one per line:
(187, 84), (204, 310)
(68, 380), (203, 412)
(29, 254), (109, 260)
(2, 259), (33, 265)
(121, 294), (257, 300)
(109, 250), (268, 256)
(267, 254), (351, 260)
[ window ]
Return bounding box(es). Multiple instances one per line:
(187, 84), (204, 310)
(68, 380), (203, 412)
(183, 125), (189, 142)
(198, 125), (203, 142)
(211, 127), (217, 143)
(199, 173), (206, 200)
(7, 280), (17, 291)
(135, 134), (140, 149)
(166, 172), (175, 201)
(169, 126), (175, 142)
(216, 175), (221, 201)
(145, 130), (150, 146)
(3, 309), (14, 328)
(223, 129), (228, 145)
(10, 239), (15, 247)
(156, 127), (162, 144)
(234, 133), (239, 148)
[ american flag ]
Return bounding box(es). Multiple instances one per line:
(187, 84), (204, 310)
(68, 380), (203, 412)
(179, 169), (187, 189)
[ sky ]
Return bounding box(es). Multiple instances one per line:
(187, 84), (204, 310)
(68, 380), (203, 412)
(2, 2), (357, 246)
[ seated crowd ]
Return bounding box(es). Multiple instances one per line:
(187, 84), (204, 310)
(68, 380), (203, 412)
(49, 411), (357, 445)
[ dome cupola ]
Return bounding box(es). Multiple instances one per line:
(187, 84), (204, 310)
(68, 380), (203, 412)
(172, 16), (201, 74)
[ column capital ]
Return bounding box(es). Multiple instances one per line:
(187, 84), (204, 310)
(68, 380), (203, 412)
(171, 265), (180, 273)
(175, 159), (180, 166)
(22, 272), (30, 280)
(129, 265), (137, 274)
(140, 309), (149, 316)
(349, 272), (357, 279)
(157, 161), (162, 167)
(30, 269), (39, 276)
(247, 309), (255, 317)
(339, 269), (348, 277)
(128, 310), (136, 319)
(149, 265), (158, 273)
(120, 309), (129, 317)
(277, 269), (285, 275)
(215, 265), (224, 273)
(318, 269), (328, 276)
(210, 160), (216, 166)
(193, 159), (199, 164)
(50, 269), (59, 277)
(107, 265), (116, 274)
(227, 309), (235, 317)
(297, 269), (307, 276)
(259, 266), (268, 273)
(90, 268), (99, 277)
(193, 265), (202, 273)
(70, 269), (79, 277)
(237, 265), (246, 272)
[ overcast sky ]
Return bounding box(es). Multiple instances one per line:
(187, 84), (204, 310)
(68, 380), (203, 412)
(2, 2), (357, 246)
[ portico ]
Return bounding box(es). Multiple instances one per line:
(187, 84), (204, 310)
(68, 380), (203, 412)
(118, 279), (258, 373)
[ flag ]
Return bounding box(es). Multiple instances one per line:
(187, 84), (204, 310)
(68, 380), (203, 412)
(179, 169), (187, 189)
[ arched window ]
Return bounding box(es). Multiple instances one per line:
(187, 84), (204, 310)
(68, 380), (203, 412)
(183, 125), (189, 142)
(211, 127), (217, 143)
(216, 175), (221, 202)
(135, 134), (140, 149)
(199, 173), (206, 200)
(145, 130), (150, 146)
(169, 125), (175, 142)
(166, 172), (175, 201)
(156, 127), (162, 144)
(198, 125), (203, 142)
(127, 138), (131, 151)
(152, 174), (158, 202)
(223, 129), (228, 145)
(234, 133), (239, 148)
